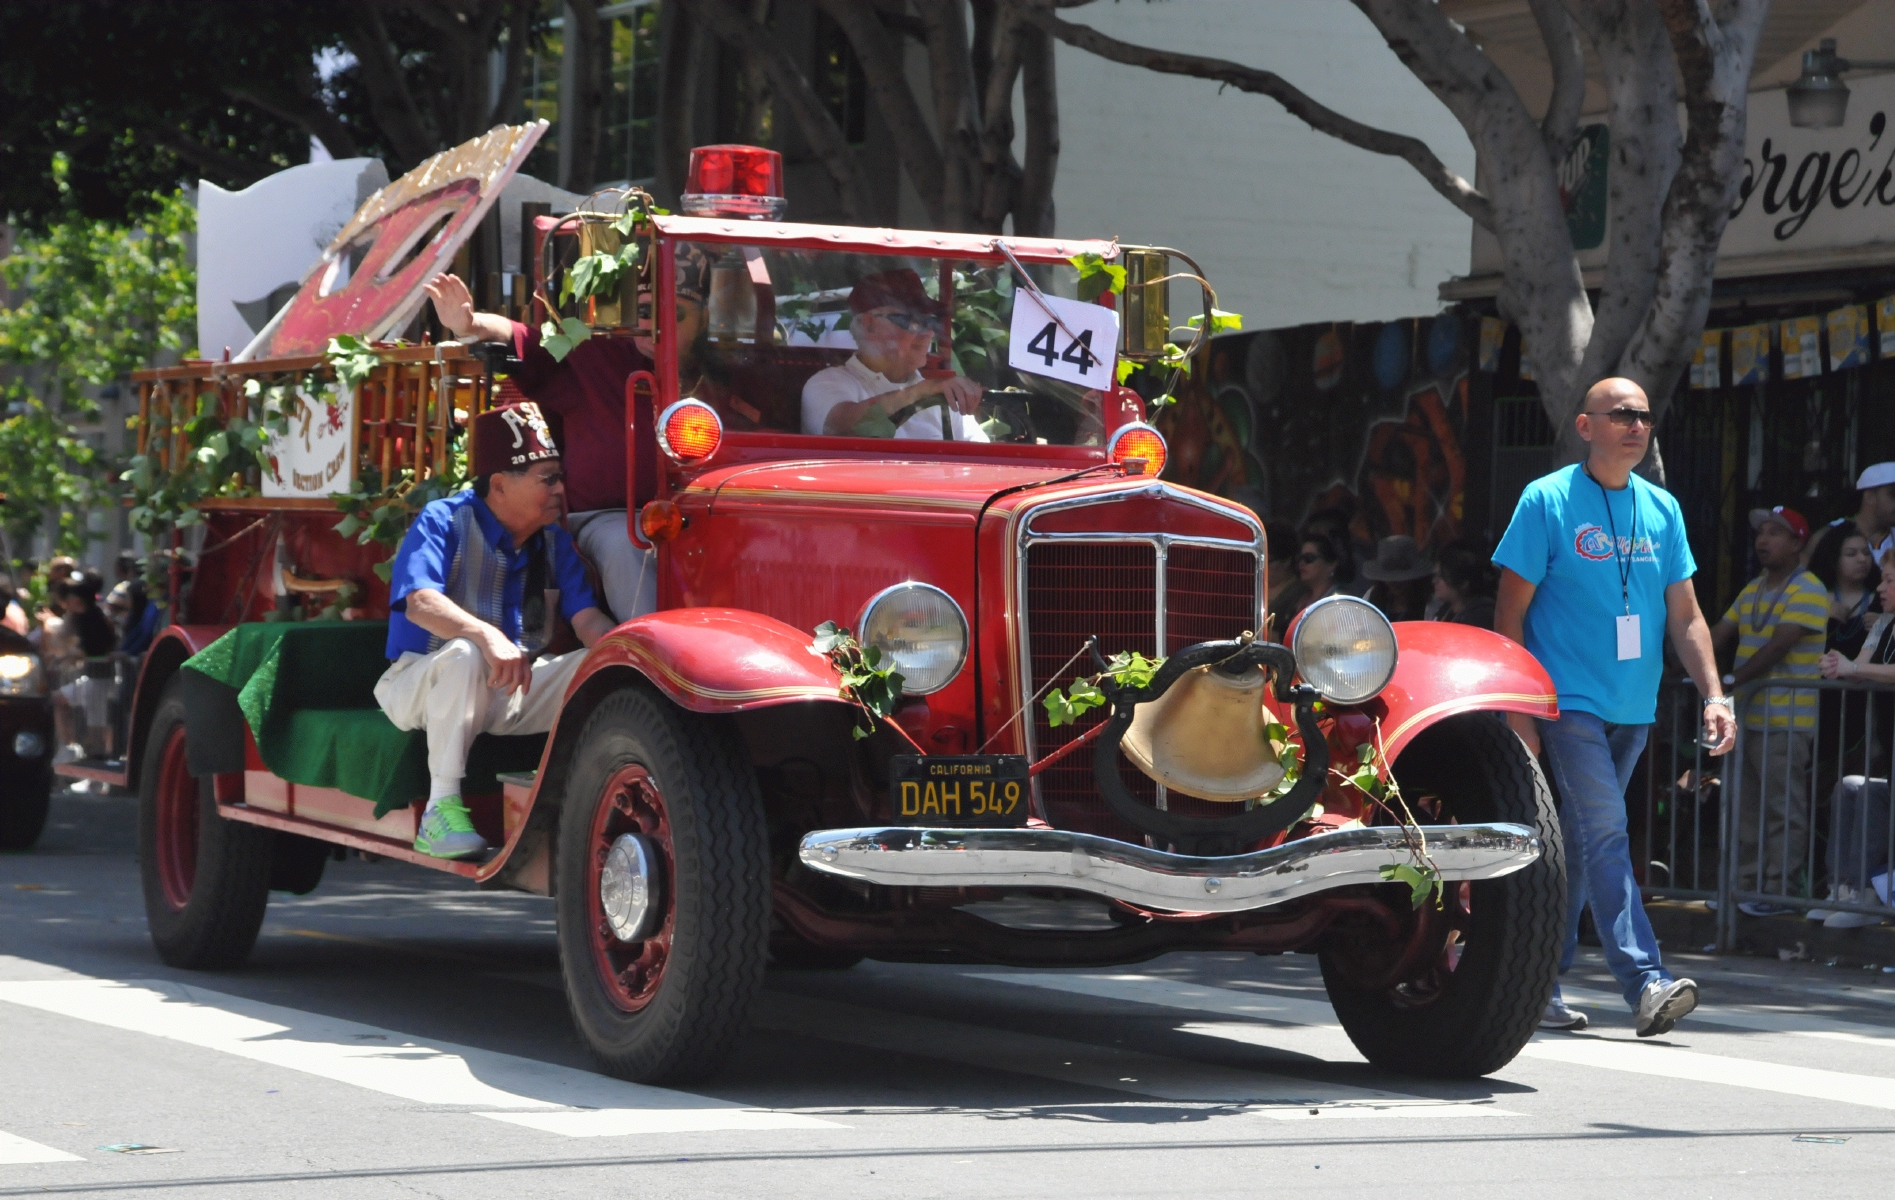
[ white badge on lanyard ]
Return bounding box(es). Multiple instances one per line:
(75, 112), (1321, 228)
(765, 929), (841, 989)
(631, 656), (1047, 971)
(1589, 465), (1643, 662)
(1616, 613), (1641, 661)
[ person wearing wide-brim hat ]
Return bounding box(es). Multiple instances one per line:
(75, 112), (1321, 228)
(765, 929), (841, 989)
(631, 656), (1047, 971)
(1360, 535), (1435, 621)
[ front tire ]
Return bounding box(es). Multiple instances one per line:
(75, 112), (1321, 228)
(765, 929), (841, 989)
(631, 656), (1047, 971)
(1318, 713), (1564, 1078)
(138, 679), (274, 968)
(556, 687), (769, 1084)
(0, 766), (52, 851)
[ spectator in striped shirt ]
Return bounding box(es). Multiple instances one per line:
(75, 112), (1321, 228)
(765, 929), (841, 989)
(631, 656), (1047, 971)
(1712, 506), (1828, 911)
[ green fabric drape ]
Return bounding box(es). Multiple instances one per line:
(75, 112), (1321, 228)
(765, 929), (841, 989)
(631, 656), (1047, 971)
(181, 622), (544, 818)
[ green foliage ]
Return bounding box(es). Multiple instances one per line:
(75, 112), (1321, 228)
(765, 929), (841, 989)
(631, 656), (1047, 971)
(946, 267), (1013, 381)
(1379, 862), (1440, 910)
(332, 438), (471, 583)
(123, 375), (295, 546)
(810, 621), (906, 739)
(0, 182), (195, 569)
(324, 336), (382, 392)
(560, 242), (640, 307)
(1071, 253), (1126, 303)
(1043, 651), (1163, 728)
(1187, 308), (1245, 335)
(540, 317), (592, 363)
(1340, 737), (1444, 910)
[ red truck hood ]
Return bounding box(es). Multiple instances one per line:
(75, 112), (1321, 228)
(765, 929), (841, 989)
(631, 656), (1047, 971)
(684, 459), (1091, 515)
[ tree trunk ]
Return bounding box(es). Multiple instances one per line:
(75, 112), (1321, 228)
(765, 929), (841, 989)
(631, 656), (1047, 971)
(562, 0), (608, 192)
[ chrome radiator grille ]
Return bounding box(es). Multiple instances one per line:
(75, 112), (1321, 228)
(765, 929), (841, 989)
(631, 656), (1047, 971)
(1023, 540), (1261, 839)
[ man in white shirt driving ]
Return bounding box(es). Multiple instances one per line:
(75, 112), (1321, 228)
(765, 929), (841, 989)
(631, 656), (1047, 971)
(800, 268), (988, 441)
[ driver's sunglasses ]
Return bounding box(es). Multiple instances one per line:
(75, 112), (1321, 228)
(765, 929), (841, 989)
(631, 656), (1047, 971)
(874, 310), (933, 334)
(1589, 405), (1655, 428)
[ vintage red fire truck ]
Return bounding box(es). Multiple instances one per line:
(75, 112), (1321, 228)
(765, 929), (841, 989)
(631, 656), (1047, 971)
(70, 127), (1563, 1086)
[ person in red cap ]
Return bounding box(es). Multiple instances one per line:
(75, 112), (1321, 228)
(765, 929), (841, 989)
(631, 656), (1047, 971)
(1711, 503), (1828, 911)
(374, 401), (613, 859)
(422, 244), (727, 623)
(799, 268), (989, 440)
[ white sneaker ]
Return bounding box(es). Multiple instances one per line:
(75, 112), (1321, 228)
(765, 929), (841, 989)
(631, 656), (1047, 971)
(1635, 978), (1698, 1038)
(1539, 998), (1588, 1031)
(1824, 909), (1888, 929)
(1738, 901), (1794, 917)
(1808, 886), (1841, 922)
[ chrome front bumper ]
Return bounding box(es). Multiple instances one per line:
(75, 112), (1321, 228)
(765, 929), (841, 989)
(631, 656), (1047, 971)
(798, 823), (1540, 914)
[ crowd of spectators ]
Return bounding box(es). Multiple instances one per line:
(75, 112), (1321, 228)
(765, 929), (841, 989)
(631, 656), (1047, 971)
(3, 552), (162, 764)
(1264, 519), (1499, 636)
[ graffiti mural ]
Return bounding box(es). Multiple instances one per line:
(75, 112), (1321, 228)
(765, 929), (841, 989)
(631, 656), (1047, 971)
(1155, 316), (1477, 558)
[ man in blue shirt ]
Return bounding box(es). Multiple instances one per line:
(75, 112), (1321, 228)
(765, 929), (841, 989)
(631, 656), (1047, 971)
(375, 402), (613, 859)
(1494, 377), (1735, 1038)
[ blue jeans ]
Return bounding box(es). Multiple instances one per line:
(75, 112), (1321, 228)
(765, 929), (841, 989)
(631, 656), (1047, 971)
(1538, 711), (1669, 1008)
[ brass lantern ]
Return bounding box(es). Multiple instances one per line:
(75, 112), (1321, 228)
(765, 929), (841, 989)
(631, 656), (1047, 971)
(1120, 248), (1171, 360)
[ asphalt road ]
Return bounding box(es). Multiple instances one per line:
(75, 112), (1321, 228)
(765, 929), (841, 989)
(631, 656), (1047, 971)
(5, 786), (1895, 1199)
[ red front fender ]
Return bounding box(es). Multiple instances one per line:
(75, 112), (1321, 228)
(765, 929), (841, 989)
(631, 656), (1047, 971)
(1365, 622), (1557, 760)
(567, 607), (848, 714)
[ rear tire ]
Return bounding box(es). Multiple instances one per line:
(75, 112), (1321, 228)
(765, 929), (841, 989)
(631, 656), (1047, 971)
(0, 770), (52, 851)
(138, 679), (274, 968)
(556, 687), (769, 1084)
(1318, 713), (1564, 1078)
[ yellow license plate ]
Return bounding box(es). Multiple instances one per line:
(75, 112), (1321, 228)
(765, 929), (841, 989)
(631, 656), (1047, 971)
(889, 755), (1030, 826)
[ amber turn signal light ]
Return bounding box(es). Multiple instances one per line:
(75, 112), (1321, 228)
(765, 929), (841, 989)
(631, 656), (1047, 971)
(640, 500), (684, 542)
(1108, 422), (1167, 477)
(657, 399), (723, 463)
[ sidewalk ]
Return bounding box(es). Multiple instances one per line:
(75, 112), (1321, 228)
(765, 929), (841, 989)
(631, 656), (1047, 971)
(1647, 896), (1895, 967)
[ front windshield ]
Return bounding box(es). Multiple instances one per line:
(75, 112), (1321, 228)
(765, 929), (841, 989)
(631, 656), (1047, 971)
(666, 241), (1105, 447)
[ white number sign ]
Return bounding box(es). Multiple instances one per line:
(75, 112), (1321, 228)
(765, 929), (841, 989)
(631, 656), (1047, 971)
(1007, 289), (1118, 389)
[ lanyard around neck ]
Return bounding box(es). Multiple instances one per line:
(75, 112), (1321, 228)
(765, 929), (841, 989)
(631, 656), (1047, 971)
(1584, 464), (1637, 615)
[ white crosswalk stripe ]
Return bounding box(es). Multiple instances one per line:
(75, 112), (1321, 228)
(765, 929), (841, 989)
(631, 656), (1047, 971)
(0, 978), (839, 1138)
(978, 970), (1895, 1113)
(0, 1131), (82, 1165)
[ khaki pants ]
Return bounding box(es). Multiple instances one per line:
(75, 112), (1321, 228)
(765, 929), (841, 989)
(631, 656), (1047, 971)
(1735, 726), (1814, 897)
(374, 638), (585, 794)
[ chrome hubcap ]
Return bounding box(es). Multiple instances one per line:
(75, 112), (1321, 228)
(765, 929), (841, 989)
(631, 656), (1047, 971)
(599, 833), (659, 942)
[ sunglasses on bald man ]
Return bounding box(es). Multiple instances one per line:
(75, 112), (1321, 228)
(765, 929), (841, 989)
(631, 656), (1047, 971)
(1587, 405), (1655, 428)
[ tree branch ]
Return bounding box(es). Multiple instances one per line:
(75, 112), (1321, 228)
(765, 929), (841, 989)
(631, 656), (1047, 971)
(692, 0), (874, 222)
(224, 77), (363, 162)
(1622, 0), (1769, 404)
(976, 2), (1027, 230)
(488, 2), (534, 128)
(340, 0), (438, 165)
(1562, 0), (1680, 398)
(1529, 0), (1584, 163)
(1022, 3), (1494, 231)
(1016, 14), (1059, 237)
(562, 0), (606, 191)
(816, 0), (946, 222)
(920, 0), (982, 230)
(155, 132), (274, 185)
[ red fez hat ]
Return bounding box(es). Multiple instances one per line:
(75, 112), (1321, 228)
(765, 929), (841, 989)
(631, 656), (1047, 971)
(472, 402), (562, 479)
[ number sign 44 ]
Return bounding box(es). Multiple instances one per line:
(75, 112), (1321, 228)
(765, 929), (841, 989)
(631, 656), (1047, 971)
(1007, 290), (1119, 389)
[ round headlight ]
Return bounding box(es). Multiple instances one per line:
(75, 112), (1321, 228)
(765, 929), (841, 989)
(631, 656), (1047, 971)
(1291, 595), (1397, 704)
(859, 583), (968, 696)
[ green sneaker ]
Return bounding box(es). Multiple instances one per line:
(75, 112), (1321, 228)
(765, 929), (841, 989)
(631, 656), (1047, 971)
(414, 798), (487, 860)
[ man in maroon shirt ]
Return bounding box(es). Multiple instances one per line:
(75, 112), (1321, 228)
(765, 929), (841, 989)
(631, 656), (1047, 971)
(424, 253), (710, 621)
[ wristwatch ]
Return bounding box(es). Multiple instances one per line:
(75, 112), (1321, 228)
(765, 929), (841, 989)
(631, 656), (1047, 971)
(1703, 696), (1733, 709)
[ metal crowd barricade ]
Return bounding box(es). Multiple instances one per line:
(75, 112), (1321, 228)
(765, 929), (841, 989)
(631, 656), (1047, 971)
(1717, 676), (1895, 948)
(1632, 674), (1895, 950)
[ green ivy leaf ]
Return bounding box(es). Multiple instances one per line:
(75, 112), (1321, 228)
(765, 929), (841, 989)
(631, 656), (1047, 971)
(1115, 358), (1138, 385)
(1357, 742), (1376, 766)
(1187, 308), (1245, 335)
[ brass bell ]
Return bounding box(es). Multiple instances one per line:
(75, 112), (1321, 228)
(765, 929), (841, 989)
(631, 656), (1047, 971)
(1122, 664), (1285, 802)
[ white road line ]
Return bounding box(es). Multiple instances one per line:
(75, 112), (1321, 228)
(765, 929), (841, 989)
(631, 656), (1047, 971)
(0, 1130), (82, 1165)
(979, 971), (1895, 1114)
(1562, 985), (1895, 1046)
(758, 990), (1513, 1118)
(0, 978), (837, 1138)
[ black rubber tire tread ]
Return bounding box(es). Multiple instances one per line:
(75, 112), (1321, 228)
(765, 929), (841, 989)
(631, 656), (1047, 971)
(0, 770), (52, 851)
(556, 685), (770, 1085)
(138, 680), (275, 968)
(269, 833), (330, 895)
(1318, 712), (1564, 1078)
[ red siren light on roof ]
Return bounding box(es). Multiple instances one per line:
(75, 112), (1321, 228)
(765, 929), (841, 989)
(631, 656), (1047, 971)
(681, 145), (788, 220)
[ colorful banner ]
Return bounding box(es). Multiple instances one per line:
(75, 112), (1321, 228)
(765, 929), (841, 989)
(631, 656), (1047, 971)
(1829, 304), (1870, 371)
(1690, 329), (1723, 389)
(1731, 323), (1771, 386)
(1781, 316), (1822, 380)
(1881, 295), (1895, 358)
(1478, 317), (1506, 374)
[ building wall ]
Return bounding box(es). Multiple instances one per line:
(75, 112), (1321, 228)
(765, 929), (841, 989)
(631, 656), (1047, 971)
(1048, 1), (1476, 331)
